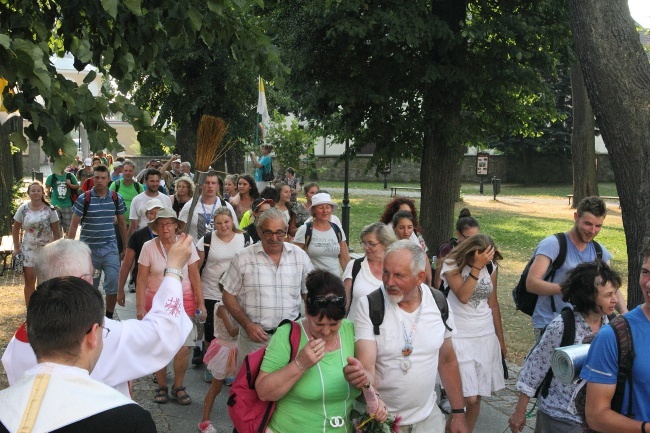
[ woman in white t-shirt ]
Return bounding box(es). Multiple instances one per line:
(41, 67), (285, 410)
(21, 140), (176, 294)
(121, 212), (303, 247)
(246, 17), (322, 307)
(342, 222), (396, 316)
(196, 207), (250, 344)
(294, 192), (350, 277)
(441, 233), (506, 432)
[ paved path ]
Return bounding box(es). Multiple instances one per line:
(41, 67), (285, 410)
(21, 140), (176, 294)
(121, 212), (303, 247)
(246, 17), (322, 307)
(116, 289), (536, 433)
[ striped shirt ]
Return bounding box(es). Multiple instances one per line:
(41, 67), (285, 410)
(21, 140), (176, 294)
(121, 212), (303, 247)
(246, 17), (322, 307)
(220, 242), (313, 330)
(72, 189), (126, 246)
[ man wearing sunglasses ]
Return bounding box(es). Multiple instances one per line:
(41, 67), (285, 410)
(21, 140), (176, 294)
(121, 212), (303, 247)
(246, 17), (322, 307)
(221, 207), (314, 365)
(0, 277), (156, 432)
(2, 236), (194, 398)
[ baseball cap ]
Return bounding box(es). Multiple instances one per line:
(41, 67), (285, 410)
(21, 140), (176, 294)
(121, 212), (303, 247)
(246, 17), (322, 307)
(172, 158), (181, 163)
(84, 158), (92, 166)
(113, 161), (122, 168)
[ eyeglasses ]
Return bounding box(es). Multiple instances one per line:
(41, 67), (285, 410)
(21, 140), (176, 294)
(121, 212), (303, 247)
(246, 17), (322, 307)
(86, 324), (111, 339)
(262, 230), (287, 239)
(308, 296), (346, 309)
(157, 222), (176, 228)
(360, 241), (380, 249)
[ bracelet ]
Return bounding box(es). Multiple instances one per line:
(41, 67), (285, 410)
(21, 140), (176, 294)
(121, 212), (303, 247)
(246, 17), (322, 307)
(642, 421), (647, 433)
(450, 407), (466, 414)
(467, 273), (478, 281)
(294, 358), (306, 373)
(164, 267), (183, 281)
(472, 265), (481, 271)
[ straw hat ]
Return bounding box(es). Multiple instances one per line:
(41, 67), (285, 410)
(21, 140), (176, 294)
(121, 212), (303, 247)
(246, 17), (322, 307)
(308, 193), (338, 212)
(147, 208), (186, 234)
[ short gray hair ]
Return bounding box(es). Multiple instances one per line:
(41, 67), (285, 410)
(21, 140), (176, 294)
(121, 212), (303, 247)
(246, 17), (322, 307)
(122, 159), (136, 170)
(385, 240), (426, 276)
(36, 239), (92, 282)
(181, 161), (191, 168)
(360, 222), (397, 247)
(256, 207), (287, 230)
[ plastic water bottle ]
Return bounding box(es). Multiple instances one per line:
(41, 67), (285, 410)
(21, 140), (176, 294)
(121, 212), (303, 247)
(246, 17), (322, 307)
(196, 309), (206, 324)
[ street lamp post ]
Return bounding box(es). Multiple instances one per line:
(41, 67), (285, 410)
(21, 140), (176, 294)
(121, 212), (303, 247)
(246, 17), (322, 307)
(342, 138), (350, 246)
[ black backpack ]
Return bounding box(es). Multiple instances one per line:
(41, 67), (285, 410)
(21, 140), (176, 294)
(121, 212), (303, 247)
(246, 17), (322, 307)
(573, 315), (635, 432)
(366, 285), (452, 335)
(304, 221), (342, 249)
(114, 179), (142, 194)
(512, 233), (602, 316)
(349, 256), (365, 302)
(200, 231), (251, 275)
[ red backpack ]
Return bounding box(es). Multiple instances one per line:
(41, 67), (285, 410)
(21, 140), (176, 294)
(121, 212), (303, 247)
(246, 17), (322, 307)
(227, 320), (301, 433)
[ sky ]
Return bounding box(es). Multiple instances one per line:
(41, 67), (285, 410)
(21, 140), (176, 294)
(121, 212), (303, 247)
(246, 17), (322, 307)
(629, 0), (650, 28)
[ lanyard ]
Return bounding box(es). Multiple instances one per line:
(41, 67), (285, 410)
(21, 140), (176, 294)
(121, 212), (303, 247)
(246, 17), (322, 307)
(200, 197), (218, 228)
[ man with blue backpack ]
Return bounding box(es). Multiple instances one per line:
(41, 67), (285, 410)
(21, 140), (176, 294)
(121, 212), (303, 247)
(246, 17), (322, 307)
(524, 197), (626, 338)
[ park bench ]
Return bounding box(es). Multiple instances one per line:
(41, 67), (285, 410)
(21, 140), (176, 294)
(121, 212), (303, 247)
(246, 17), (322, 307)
(567, 194), (620, 207)
(0, 236), (14, 276)
(390, 186), (421, 197)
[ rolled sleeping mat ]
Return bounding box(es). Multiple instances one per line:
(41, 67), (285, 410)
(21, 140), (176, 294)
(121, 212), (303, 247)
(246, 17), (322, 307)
(552, 344), (591, 384)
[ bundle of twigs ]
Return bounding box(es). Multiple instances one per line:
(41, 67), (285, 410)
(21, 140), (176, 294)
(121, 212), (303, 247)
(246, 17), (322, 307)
(183, 115), (229, 235)
(195, 115), (228, 171)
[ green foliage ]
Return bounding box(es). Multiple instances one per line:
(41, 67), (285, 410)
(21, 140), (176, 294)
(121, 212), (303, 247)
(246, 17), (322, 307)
(0, 0), (284, 165)
(0, 182), (23, 237)
(266, 111), (320, 178)
(268, 0), (573, 163)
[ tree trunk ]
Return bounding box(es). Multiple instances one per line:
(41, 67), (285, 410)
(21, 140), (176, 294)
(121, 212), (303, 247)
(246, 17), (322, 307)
(0, 119), (16, 236)
(570, 0), (650, 308)
(570, 61), (598, 207)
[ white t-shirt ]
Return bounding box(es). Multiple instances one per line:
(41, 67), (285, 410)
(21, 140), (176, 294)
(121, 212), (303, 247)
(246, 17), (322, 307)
(196, 232), (249, 301)
(342, 258), (382, 320)
(353, 285), (455, 425)
(129, 192), (172, 228)
(178, 197), (239, 242)
(440, 262), (495, 339)
(294, 222), (346, 276)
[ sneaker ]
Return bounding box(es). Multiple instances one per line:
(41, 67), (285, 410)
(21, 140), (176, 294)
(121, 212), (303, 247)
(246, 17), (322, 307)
(192, 346), (203, 366)
(204, 369), (212, 383)
(198, 420), (217, 433)
(224, 375), (235, 386)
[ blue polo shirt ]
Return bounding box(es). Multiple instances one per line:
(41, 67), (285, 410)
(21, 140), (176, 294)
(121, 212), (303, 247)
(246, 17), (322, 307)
(72, 189), (126, 246)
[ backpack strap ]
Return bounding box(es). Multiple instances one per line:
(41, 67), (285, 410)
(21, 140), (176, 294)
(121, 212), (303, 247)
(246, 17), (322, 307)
(610, 316), (635, 417)
(594, 241), (603, 259)
(367, 289), (385, 336)
(539, 307), (575, 398)
(81, 190), (92, 224)
(134, 182), (142, 194)
(114, 180), (120, 193)
(349, 257), (365, 302)
(547, 233), (568, 313)
(366, 286), (452, 336)
(428, 285), (452, 332)
(200, 231), (212, 275)
(243, 232), (251, 247)
(277, 319), (301, 361)
(304, 221), (313, 249)
(330, 221), (342, 243)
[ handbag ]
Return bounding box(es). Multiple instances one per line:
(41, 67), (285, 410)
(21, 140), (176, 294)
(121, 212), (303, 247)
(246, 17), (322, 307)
(262, 161), (274, 181)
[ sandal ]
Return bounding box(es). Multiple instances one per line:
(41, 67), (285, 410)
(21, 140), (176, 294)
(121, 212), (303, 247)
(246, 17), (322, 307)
(171, 386), (192, 405)
(154, 386), (169, 404)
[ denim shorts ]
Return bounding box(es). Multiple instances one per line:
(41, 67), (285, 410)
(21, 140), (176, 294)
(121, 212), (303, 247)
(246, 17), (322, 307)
(90, 242), (120, 295)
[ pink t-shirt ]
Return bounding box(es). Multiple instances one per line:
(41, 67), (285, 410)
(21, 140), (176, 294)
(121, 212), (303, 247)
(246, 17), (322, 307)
(138, 238), (199, 316)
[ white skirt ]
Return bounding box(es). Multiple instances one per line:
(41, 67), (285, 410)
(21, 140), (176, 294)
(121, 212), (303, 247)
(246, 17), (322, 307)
(452, 334), (505, 397)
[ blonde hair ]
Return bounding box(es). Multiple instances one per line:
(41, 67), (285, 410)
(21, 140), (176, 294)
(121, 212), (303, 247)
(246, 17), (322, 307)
(174, 176), (194, 199)
(213, 207), (242, 233)
(443, 233), (502, 275)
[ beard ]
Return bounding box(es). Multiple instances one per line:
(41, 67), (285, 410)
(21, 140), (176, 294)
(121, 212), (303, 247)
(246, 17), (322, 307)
(386, 288), (403, 305)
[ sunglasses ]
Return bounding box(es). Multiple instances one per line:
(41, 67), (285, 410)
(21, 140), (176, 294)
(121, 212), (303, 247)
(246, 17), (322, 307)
(308, 296), (346, 309)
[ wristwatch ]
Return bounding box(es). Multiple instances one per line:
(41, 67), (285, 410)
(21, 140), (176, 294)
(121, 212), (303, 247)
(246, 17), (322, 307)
(450, 407), (467, 414)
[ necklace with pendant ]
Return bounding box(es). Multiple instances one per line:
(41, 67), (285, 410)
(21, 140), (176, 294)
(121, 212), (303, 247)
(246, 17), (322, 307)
(390, 295), (423, 375)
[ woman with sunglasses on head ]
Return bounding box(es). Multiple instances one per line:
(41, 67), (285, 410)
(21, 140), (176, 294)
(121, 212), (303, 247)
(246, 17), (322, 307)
(256, 270), (387, 432)
(441, 233), (505, 432)
(434, 208), (481, 292)
(342, 222), (396, 316)
(136, 208), (206, 406)
(508, 260), (621, 433)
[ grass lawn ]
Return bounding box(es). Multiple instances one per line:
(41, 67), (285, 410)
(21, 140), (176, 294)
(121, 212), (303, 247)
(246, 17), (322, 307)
(312, 182), (627, 364)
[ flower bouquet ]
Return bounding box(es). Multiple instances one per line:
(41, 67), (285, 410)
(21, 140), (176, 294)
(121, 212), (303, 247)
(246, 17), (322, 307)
(351, 409), (401, 433)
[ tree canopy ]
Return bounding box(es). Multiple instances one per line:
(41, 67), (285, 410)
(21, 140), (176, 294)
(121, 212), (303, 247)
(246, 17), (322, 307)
(269, 0), (574, 247)
(0, 0), (283, 170)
